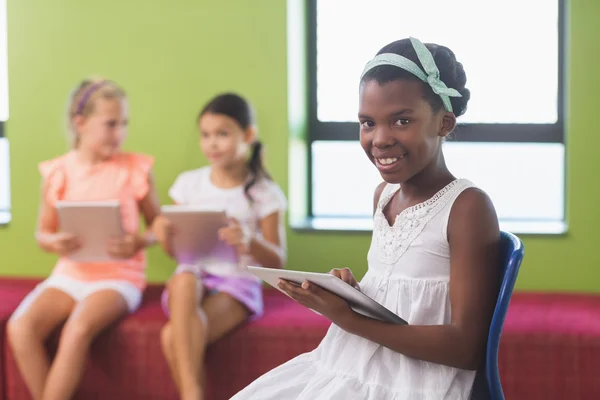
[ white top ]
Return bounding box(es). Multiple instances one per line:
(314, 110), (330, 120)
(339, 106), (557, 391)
(232, 178), (478, 400)
(169, 166), (287, 279)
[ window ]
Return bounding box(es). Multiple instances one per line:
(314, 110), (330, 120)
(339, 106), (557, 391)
(305, 0), (566, 234)
(0, 0), (9, 225)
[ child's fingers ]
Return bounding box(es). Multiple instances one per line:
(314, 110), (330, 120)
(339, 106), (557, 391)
(339, 267), (353, 282)
(107, 239), (134, 258)
(278, 279), (302, 296)
(107, 236), (125, 246)
(106, 246), (121, 258)
(301, 281), (326, 296)
(333, 267), (359, 290)
(164, 237), (175, 257)
(328, 268), (342, 279)
(58, 238), (80, 254)
(66, 237), (81, 249)
(218, 227), (233, 240)
(343, 276), (360, 291)
(277, 279), (291, 291)
(235, 244), (248, 255)
(157, 230), (173, 245)
(279, 280), (320, 302)
(57, 232), (76, 241)
(107, 239), (121, 251)
(153, 218), (175, 239)
(221, 231), (246, 248)
(57, 233), (77, 244)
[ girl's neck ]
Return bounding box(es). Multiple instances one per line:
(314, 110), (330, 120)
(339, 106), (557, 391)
(400, 153), (455, 200)
(210, 162), (249, 189)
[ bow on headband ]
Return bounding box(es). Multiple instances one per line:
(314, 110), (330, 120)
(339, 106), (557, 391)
(361, 37), (461, 113)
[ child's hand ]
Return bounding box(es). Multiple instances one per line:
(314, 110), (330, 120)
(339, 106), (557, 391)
(277, 279), (354, 326)
(218, 219), (250, 255)
(152, 215), (175, 257)
(49, 232), (81, 256)
(107, 234), (143, 259)
(329, 267), (360, 291)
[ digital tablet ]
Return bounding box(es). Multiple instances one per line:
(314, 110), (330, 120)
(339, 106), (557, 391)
(161, 205), (238, 265)
(56, 200), (124, 263)
(247, 266), (408, 325)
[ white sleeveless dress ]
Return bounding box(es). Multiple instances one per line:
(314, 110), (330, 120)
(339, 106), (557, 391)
(232, 179), (477, 400)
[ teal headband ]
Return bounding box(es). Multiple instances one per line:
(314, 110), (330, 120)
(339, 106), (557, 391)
(360, 37), (462, 113)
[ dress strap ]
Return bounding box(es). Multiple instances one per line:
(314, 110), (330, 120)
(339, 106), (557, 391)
(377, 183), (400, 210)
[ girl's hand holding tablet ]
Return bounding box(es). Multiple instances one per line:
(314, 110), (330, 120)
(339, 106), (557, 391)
(218, 218), (250, 255)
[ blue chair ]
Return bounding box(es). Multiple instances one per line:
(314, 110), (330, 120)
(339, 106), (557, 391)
(472, 230), (525, 400)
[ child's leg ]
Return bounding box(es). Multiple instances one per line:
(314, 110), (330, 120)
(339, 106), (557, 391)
(202, 291), (249, 344)
(161, 317), (207, 397)
(164, 272), (206, 400)
(160, 322), (180, 390)
(193, 292), (250, 396)
(163, 273), (254, 400)
(164, 289), (250, 400)
(41, 290), (129, 400)
(7, 288), (76, 400)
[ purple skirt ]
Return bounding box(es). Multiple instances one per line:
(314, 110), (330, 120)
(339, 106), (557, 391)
(161, 264), (264, 320)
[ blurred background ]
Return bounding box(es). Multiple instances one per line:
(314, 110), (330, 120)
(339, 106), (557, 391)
(0, 1), (598, 399)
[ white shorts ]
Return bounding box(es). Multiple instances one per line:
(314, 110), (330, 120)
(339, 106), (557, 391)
(11, 275), (143, 321)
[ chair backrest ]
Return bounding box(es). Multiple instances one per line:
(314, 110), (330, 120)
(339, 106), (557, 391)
(472, 230), (525, 400)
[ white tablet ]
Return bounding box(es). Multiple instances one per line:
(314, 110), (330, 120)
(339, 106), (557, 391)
(161, 205), (238, 265)
(56, 200), (124, 263)
(247, 266), (408, 325)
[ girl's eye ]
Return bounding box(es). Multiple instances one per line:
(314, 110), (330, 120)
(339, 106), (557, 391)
(394, 119), (410, 126)
(360, 121), (374, 128)
(106, 120), (117, 128)
(218, 130), (229, 137)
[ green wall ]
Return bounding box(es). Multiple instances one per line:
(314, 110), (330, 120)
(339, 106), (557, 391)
(1, 0), (598, 292)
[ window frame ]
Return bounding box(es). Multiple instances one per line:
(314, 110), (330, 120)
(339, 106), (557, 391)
(305, 0), (567, 222)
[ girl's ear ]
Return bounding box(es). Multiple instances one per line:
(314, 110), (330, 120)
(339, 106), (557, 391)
(439, 112), (457, 138)
(73, 115), (86, 132)
(245, 125), (257, 144)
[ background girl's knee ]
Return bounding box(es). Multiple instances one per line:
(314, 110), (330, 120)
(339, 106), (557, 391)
(168, 272), (203, 303)
(168, 272), (197, 292)
(6, 317), (42, 355)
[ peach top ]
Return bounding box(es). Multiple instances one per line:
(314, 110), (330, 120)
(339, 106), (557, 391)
(39, 151), (154, 289)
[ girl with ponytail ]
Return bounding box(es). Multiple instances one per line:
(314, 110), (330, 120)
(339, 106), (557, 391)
(153, 93), (287, 400)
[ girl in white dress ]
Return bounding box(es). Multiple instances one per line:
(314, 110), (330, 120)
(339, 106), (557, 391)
(232, 37), (502, 400)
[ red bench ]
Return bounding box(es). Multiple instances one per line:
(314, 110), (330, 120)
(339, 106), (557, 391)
(0, 279), (330, 400)
(0, 278), (599, 400)
(498, 293), (600, 399)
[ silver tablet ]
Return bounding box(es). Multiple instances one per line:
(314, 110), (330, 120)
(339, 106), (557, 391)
(161, 206), (238, 265)
(247, 266), (408, 325)
(56, 200), (124, 263)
